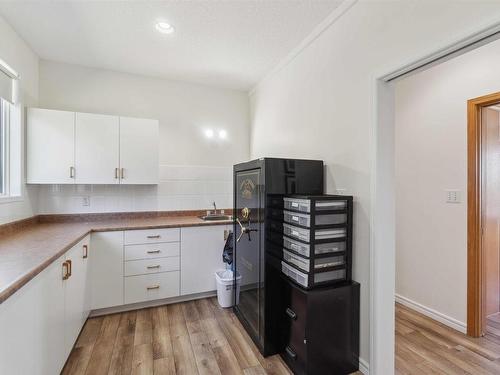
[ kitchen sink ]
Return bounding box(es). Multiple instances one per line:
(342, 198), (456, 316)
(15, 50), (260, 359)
(199, 214), (232, 221)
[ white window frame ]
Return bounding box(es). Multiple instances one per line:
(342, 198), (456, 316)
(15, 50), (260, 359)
(0, 98), (9, 197)
(0, 98), (23, 203)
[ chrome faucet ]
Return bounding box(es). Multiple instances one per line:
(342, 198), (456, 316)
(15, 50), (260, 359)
(212, 201), (217, 214)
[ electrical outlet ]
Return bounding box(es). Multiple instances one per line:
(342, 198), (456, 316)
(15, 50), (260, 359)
(445, 190), (460, 203)
(82, 196), (90, 207)
(335, 188), (349, 195)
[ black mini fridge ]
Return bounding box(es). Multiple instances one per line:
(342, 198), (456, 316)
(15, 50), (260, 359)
(233, 158), (324, 356)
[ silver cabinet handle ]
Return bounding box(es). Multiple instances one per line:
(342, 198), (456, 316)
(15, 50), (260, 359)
(147, 235), (161, 239)
(115, 167), (119, 179)
(70, 166), (75, 178)
(147, 265), (160, 269)
(236, 218), (258, 242)
(120, 168), (124, 179)
(147, 285), (160, 290)
(147, 250), (161, 254)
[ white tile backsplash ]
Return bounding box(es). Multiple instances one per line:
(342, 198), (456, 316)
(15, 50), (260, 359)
(37, 165), (233, 214)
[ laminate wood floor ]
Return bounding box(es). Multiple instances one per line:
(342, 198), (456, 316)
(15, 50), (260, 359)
(63, 297), (300, 375)
(486, 312), (500, 344)
(396, 303), (500, 374)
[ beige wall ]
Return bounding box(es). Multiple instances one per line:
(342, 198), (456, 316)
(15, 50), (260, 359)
(35, 61), (250, 215)
(39, 60), (250, 167)
(395, 37), (500, 329)
(483, 107), (500, 317)
(249, 1), (500, 368)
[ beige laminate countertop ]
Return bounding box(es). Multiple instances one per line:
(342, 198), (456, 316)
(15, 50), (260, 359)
(0, 215), (232, 305)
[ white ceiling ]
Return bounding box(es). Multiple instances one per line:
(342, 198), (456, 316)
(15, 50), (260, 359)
(0, 1), (343, 91)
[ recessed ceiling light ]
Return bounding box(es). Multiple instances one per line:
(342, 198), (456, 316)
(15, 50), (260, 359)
(218, 130), (227, 139)
(204, 129), (214, 138)
(155, 21), (174, 34)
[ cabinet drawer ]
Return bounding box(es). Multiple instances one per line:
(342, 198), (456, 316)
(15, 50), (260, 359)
(124, 272), (179, 304)
(124, 242), (180, 261)
(281, 284), (307, 375)
(124, 257), (180, 276)
(124, 228), (180, 245)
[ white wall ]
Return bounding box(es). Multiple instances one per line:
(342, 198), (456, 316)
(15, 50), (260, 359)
(0, 16), (39, 225)
(395, 37), (500, 329)
(249, 1), (500, 371)
(37, 165), (232, 214)
(37, 60), (250, 213)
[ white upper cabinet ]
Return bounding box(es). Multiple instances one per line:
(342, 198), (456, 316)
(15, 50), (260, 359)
(75, 112), (120, 184)
(27, 108), (159, 184)
(27, 108), (75, 184)
(119, 116), (159, 184)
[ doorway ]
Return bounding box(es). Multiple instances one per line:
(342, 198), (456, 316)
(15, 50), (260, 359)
(468, 92), (500, 338)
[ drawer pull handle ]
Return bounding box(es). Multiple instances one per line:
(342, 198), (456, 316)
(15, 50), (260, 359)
(147, 235), (161, 239)
(66, 259), (72, 278)
(285, 308), (297, 320)
(285, 346), (297, 360)
(83, 244), (88, 259)
(147, 265), (161, 269)
(147, 250), (161, 254)
(147, 285), (160, 290)
(62, 261), (69, 280)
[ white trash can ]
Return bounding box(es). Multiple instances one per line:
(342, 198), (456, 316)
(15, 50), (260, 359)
(215, 269), (242, 308)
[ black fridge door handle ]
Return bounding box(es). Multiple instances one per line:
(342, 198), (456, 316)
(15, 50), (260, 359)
(285, 346), (297, 360)
(285, 307), (297, 320)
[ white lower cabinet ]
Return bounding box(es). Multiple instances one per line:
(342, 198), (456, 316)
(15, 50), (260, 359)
(180, 225), (229, 295)
(64, 237), (91, 357)
(124, 271), (180, 304)
(124, 257), (180, 276)
(90, 231), (124, 309)
(0, 235), (91, 375)
(0, 224), (230, 374)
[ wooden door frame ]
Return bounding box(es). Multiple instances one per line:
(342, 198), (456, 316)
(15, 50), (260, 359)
(467, 91), (500, 337)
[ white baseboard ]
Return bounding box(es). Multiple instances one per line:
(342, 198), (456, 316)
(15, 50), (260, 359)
(90, 291), (217, 317)
(395, 294), (466, 334)
(359, 357), (369, 374)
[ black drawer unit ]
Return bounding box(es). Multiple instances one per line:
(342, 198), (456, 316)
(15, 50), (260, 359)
(280, 195), (353, 289)
(280, 280), (360, 375)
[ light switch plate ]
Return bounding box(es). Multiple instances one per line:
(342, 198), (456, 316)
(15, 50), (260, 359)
(82, 196), (90, 207)
(445, 190), (461, 203)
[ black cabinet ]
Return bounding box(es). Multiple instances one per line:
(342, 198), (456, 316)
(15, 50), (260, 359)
(280, 280), (360, 375)
(233, 158), (324, 356)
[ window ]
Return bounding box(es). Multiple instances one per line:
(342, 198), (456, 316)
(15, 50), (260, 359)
(0, 98), (21, 200)
(0, 98), (7, 195)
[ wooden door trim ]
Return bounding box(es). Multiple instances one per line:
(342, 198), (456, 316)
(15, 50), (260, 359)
(467, 91), (500, 337)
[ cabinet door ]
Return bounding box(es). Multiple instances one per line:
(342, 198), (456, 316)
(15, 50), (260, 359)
(75, 112), (119, 184)
(90, 231), (124, 309)
(119, 116), (159, 184)
(64, 237), (90, 357)
(0, 255), (66, 375)
(27, 108), (75, 184)
(180, 225), (228, 295)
